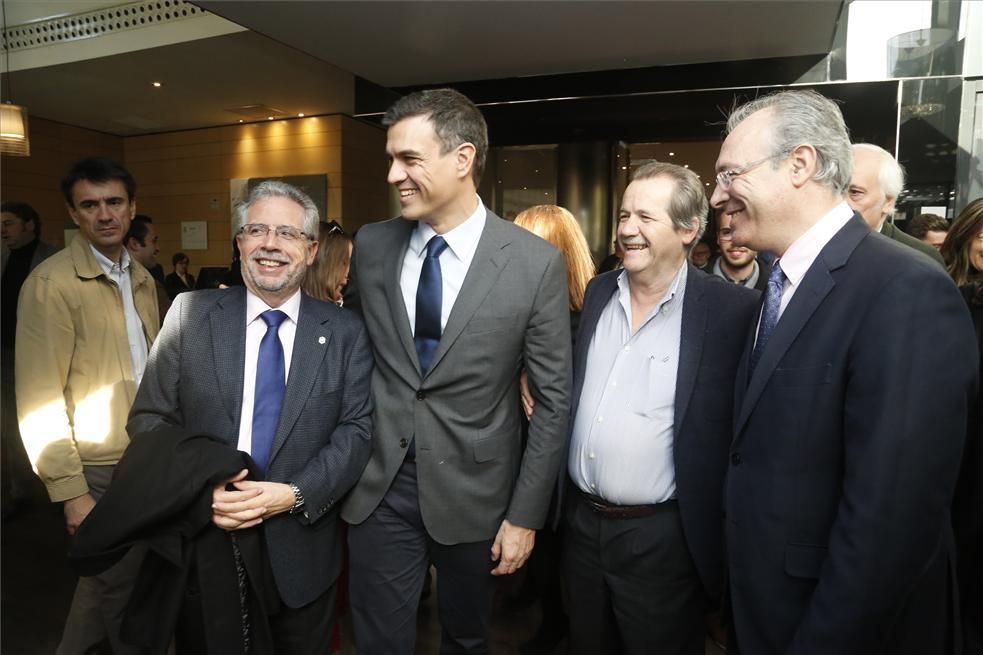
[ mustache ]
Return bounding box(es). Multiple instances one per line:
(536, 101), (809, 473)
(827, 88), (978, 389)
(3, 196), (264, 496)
(249, 249), (289, 264)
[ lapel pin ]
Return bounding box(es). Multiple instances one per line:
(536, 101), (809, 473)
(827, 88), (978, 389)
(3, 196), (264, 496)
(318, 336), (326, 344)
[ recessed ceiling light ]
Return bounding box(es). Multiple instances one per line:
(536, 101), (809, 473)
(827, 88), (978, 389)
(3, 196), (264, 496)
(152, 81), (162, 87)
(298, 113), (305, 117)
(238, 119), (244, 123)
(683, 164), (689, 168)
(267, 116), (274, 120)
(669, 152), (675, 156)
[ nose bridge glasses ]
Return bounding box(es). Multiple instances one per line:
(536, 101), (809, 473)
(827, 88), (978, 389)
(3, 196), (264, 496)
(716, 151), (787, 190)
(238, 223), (310, 242)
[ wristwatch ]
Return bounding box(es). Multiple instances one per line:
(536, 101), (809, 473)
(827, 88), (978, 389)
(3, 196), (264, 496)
(287, 482), (306, 515)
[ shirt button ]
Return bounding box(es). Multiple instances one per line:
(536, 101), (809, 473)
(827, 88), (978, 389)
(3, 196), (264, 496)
(399, 438), (408, 448)
(731, 452), (742, 466)
(597, 416), (604, 423)
(588, 452), (595, 459)
(624, 346), (630, 352)
(611, 381), (617, 387)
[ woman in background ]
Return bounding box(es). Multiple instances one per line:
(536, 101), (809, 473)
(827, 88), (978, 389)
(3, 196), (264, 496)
(941, 196), (983, 654)
(164, 252), (195, 299)
(302, 222), (353, 306)
(513, 204), (595, 654)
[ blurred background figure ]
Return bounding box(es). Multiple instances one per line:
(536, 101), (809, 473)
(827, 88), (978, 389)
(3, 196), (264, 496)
(908, 213), (950, 251)
(2, 201), (59, 518)
(513, 203), (594, 655)
(689, 240), (712, 270)
(941, 197), (983, 654)
(164, 252), (195, 300)
(303, 221), (352, 306)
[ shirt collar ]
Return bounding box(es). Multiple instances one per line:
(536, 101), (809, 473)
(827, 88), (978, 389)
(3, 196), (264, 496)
(617, 260), (688, 314)
(713, 256), (759, 285)
(409, 196), (487, 262)
(89, 244), (131, 277)
(779, 202), (854, 289)
(246, 288), (302, 326)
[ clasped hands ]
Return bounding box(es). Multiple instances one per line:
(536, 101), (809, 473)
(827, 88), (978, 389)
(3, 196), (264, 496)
(211, 468), (295, 531)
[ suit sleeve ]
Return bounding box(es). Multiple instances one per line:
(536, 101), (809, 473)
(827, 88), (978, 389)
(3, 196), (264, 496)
(289, 319), (374, 524)
(15, 273), (87, 502)
(507, 248), (572, 529)
(127, 292), (187, 436)
(789, 268), (978, 653)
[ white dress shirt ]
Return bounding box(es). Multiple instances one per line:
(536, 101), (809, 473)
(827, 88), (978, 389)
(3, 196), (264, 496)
(236, 289), (301, 454)
(400, 198), (486, 334)
(774, 201), (854, 319)
(90, 246), (148, 385)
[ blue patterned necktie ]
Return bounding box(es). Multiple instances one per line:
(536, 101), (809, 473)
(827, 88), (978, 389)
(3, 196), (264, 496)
(749, 262), (785, 376)
(251, 309), (288, 474)
(414, 235), (448, 375)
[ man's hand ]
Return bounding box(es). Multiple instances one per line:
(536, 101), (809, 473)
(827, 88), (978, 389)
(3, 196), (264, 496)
(64, 493), (96, 535)
(490, 519), (535, 576)
(519, 369), (535, 419)
(211, 468), (296, 531)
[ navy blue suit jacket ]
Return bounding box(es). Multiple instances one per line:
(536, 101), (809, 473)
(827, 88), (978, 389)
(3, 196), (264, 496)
(564, 265), (758, 599)
(727, 214), (978, 654)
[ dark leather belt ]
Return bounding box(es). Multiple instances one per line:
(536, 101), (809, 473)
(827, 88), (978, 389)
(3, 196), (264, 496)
(576, 487), (674, 519)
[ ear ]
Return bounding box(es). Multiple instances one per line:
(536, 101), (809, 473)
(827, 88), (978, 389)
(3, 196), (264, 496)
(455, 142), (476, 182)
(680, 218), (700, 248)
(788, 144), (819, 189)
(128, 200), (137, 221)
(305, 236), (320, 266)
(880, 193), (897, 217)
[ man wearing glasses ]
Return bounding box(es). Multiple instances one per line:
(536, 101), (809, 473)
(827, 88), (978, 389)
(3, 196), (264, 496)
(129, 180), (374, 654)
(711, 90), (976, 654)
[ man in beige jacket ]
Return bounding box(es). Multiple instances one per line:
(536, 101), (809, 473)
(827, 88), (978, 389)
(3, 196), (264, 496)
(16, 157), (159, 655)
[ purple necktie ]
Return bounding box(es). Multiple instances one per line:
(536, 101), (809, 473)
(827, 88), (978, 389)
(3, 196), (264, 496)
(750, 262), (785, 376)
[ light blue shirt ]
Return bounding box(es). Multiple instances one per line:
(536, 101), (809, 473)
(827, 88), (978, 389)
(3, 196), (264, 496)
(89, 245), (148, 385)
(568, 263), (687, 505)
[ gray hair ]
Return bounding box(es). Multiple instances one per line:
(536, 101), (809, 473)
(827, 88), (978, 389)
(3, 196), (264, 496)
(852, 143), (905, 200)
(233, 180), (320, 238)
(726, 90), (853, 195)
(383, 88), (488, 185)
(631, 161), (708, 251)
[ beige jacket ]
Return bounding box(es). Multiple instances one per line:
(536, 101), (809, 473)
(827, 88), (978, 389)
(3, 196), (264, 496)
(15, 235), (159, 501)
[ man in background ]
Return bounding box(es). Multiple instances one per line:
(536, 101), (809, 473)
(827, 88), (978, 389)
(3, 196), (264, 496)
(124, 214), (170, 321)
(907, 213), (949, 251)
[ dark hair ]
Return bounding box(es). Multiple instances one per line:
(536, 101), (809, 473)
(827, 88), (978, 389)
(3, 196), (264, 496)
(172, 252), (189, 266)
(383, 88), (488, 185)
(907, 213), (949, 239)
(942, 198), (983, 287)
(60, 157), (136, 207)
(124, 214), (153, 247)
(1, 201), (40, 231)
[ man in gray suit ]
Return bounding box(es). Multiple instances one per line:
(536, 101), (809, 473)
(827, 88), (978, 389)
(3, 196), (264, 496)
(342, 88), (571, 654)
(128, 181), (374, 654)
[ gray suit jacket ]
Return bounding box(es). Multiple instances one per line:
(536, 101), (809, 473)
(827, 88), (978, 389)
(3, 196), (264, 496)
(341, 211), (571, 544)
(128, 287), (374, 608)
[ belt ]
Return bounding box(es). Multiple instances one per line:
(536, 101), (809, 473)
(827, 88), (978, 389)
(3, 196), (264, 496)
(576, 487), (674, 520)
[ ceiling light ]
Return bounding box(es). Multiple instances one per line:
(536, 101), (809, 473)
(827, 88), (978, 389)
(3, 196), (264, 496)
(238, 119), (244, 123)
(152, 81), (162, 88)
(298, 113), (305, 117)
(267, 116), (274, 120)
(683, 164), (689, 168)
(0, 103), (30, 156)
(669, 152), (675, 156)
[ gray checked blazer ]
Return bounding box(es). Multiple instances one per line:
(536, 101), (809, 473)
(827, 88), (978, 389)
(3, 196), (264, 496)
(341, 211), (572, 544)
(128, 287), (374, 608)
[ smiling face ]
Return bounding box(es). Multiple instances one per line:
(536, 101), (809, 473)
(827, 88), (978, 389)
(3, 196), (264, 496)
(710, 108), (789, 254)
(237, 196), (318, 308)
(385, 114), (475, 231)
(128, 222), (160, 269)
(717, 212), (758, 269)
(618, 175), (698, 281)
(67, 179), (135, 260)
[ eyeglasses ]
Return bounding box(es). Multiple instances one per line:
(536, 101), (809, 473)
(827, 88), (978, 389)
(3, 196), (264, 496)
(715, 151), (788, 190)
(238, 224), (311, 242)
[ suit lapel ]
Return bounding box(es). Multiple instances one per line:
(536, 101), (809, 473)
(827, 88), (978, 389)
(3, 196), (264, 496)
(269, 294), (332, 465)
(673, 266), (705, 439)
(210, 288), (247, 431)
(734, 214), (869, 438)
(424, 214), (511, 378)
(383, 218), (421, 376)
(571, 271), (618, 418)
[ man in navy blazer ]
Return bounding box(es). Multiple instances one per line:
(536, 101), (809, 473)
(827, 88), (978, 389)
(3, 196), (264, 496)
(561, 162), (758, 654)
(129, 181), (374, 654)
(711, 90), (978, 654)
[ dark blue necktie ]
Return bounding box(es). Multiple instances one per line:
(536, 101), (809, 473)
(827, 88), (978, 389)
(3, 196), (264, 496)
(750, 262), (785, 376)
(251, 309), (288, 474)
(414, 236), (448, 375)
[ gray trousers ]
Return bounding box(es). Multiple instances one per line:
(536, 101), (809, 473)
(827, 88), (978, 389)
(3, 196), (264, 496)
(56, 465), (145, 655)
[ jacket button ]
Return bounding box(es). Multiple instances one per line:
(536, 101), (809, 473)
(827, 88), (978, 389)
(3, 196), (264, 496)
(416, 390), (425, 400)
(731, 452), (742, 466)
(399, 438), (408, 448)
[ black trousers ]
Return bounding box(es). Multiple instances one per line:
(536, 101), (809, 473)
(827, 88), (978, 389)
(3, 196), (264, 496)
(348, 460), (497, 655)
(562, 490), (706, 655)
